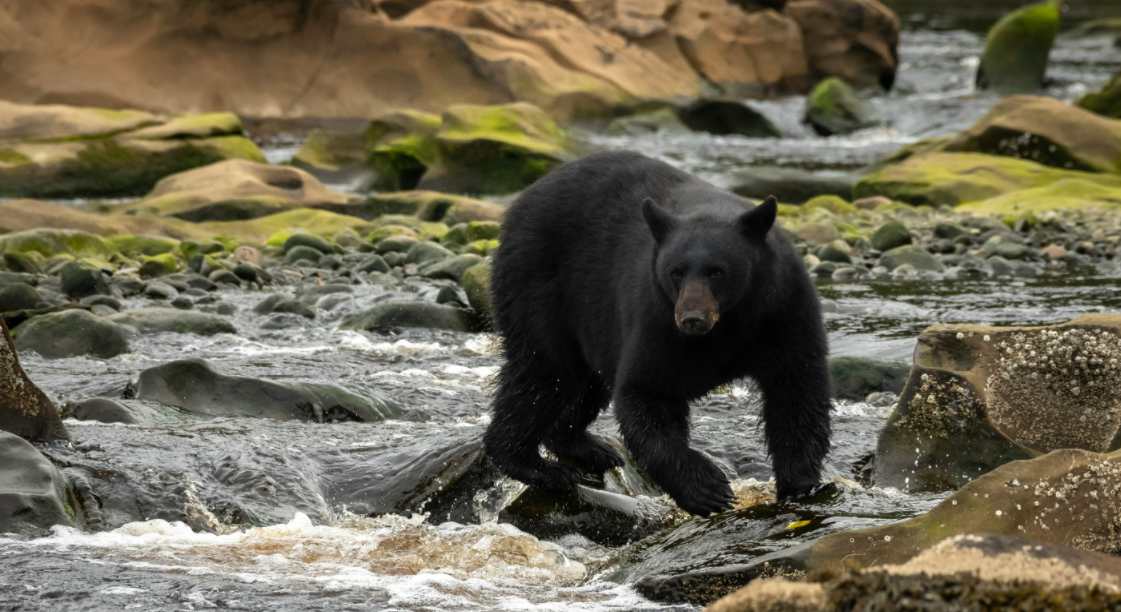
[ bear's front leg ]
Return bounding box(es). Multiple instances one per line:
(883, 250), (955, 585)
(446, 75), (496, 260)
(614, 385), (735, 516)
(754, 349), (832, 500)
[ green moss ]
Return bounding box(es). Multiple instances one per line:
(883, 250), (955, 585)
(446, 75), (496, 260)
(804, 195), (858, 215)
(1078, 73), (1121, 119)
(137, 194), (295, 222)
(804, 77), (872, 136)
(204, 208), (371, 246)
(291, 129), (369, 172)
(128, 112), (244, 140)
(0, 148), (30, 166)
(438, 103), (568, 157)
(0, 229), (112, 258)
(366, 225), (419, 243)
(976, 1), (1060, 93)
(853, 152), (1121, 206)
(139, 252), (181, 277)
(466, 239), (499, 256)
(106, 234), (180, 256)
(200, 136), (266, 163)
(958, 178), (1121, 215)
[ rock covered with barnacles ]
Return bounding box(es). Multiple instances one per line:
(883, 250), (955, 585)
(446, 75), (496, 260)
(875, 314), (1121, 491)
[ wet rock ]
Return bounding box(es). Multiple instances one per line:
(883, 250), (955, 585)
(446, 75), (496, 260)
(946, 96), (1121, 173)
(976, 1), (1059, 94)
(136, 358), (401, 422)
(231, 262), (261, 284)
(143, 280), (178, 300)
(1078, 72), (1121, 119)
(0, 321), (68, 440)
(828, 357), (908, 401)
(341, 301), (477, 333)
(260, 313), (307, 330)
(933, 222), (968, 240)
(208, 269), (241, 285)
(606, 108), (688, 135)
(803, 77), (874, 136)
(422, 253), (483, 282)
(169, 296), (193, 310)
(375, 235), (418, 255)
(878, 245), (942, 273)
(138, 253), (180, 278)
(356, 254), (390, 274)
(0, 283), (44, 312)
(814, 241), (852, 264)
(59, 260), (109, 299)
(713, 535), (1121, 611)
(284, 245), (322, 265)
(253, 294), (315, 319)
(869, 221), (910, 251)
(109, 307), (236, 336)
(63, 398), (138, 424)
(980, 235), (1030, 260)
(461, 261), (493, 324)
(730, 167), (855, 204)
(404, 240), (453, 266)
(3, 251), (40, 274)
(12, 309), (131, 359)
(283, 232), (335, 255)
(0, 432), (75, 535)
(675, 99), (780, 138)
(875, 314), (1121, 491)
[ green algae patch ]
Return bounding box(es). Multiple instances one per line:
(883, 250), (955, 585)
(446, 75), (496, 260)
(853, 152), (1121, 207)
(367, 110), (442, 191)
(804, 77), (874, 136)
(976, 1), (1060, 94)
(204, 208), (372, 246)
(106, 234), (180, 256)
(0, 229), (112, 259)
(0, 148), (30, 166)
(127, 112), (245, 140)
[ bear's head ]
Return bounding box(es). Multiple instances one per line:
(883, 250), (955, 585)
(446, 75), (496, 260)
(642, 195), (777, 336)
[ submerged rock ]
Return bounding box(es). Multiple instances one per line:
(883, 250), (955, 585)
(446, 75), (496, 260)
(975, 0), (1060, 94)
(135, 358), (401, 422)
(0, 432), (75, 535)
(109, 307), (236, 336)
(0, 321), (68, 440)
(12, 309), (131, 359)
(341, 301), (477, 333)
(876, 314), (1121, 491)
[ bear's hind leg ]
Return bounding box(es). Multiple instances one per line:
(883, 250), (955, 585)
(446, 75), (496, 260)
(484, 358), (585, 491)
(544, 381), (624, 476)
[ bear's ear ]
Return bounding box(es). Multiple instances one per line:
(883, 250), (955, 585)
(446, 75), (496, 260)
(642, 197), (676, 243)
(739, 195), (777, 239)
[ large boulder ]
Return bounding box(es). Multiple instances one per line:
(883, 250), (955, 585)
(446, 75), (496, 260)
(0, 1), (897, 120)
(945, 95), (1121, 174)
(12, 309), (132, 360)
(853, 152), (1121, 206)
(786, 0), (900, 90)
(126, 160), (353, 222)
(135, 358), (401, 422)
(975, 0), (1060, 94)
(0, 101), (264, 198)
(803, 77), (874, 136)
(0, 432), (75, 535)
(0, 322), (67, 441)
(1078, 72), (1121, 119)
(875, 314), (1121, 491)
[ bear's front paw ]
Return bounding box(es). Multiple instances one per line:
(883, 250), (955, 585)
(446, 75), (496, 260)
(547, 433), (625, 476)
(659, 450), (734, 517)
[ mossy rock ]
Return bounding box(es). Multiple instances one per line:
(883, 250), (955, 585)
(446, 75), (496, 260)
(444, 221), (502, 246)
(461, 261), (493, 323)
(804, 77), (874, 136)
(945, 95), (1121, 173)
(466, 239), (500, 256)
(12, 309), (131, 359)
(958, 178), (1121, 216)
(976, 1), (1060, 93)
(607, 107), (688, 135)
(0, 229), (112, 259)
(367, 110), (442, 191)
(139, 253), (181, 277)
(1077, 72), (1121, 119)
(291, 128), (371, 176)
(0, 100), (159, 141)
(201, 208), (371, 247)
(421, 103), (571, 194)
(368, 214), (449, 241)
(853, 152), (1121, 206)
(366, 225), (420, 243)
(125, 112), (244, 140)
(0, 136), (265, 198)
(363, 191), (505, 224)
(106, 234), (179, 256)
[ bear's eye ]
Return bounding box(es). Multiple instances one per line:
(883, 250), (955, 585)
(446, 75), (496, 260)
(669, 269), (685, 283)
(706, 268), (725, 280)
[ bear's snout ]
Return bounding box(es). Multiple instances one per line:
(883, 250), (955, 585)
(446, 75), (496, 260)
(674, 280), (719, 336)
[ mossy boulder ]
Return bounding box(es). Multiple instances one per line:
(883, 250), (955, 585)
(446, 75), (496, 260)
(105, 234), (179, 257)
(138, 253), (181, 278)
(946, 95), (1121, 173)
(363, 191), (505, 224)
(59, 261), (110, 298)
(804, 77), (873, 136)
(975, 0), (1060, 94)
(127, 159), (352, 222)
(199, 208), (372, 247)
(854, 152), (1121, 206)
(876, 314), (1121, 492)
(869, 221), (911, 251)
(368, 109), (442, 191)
(0, 101), (264, 198)
(461, 261), (493, 323)
(958, 178), (1121, 216)
(0, 229), (111, 260)
(1078, 72), (1121, 119)
(291, 128), (372, 180)
(12, 309), (131, 359)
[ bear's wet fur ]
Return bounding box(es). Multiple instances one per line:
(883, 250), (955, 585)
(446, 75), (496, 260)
(484, 151), (831, 516)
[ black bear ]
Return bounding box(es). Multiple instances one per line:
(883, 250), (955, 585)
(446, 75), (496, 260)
(484, 151), (831, 516)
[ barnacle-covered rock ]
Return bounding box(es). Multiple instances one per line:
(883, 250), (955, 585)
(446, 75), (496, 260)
(875, 314), (1121, 491)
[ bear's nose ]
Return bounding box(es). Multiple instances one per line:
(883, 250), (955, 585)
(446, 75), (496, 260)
(678, 312), (713, 335)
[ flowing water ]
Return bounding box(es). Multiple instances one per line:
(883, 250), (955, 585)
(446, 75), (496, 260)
(2, 28), (1120, 612)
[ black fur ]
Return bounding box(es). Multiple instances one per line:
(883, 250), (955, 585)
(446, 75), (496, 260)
(484, 151), (831, 516)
